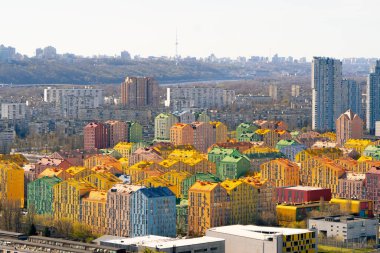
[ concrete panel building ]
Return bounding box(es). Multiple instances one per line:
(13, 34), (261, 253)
(1, 103), (26, 120)
(121, 76), (158, 108)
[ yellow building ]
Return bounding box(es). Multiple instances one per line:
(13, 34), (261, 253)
(83, 172), (121, 191)
(210, 121), (228, 143)
(38, 167), (72, 180)
(53, 179), (95, 222)
(119, 157), (129, 170)
(330, 198), (374, 216)
(81, 190), (107, 235)
(66, 166), (93, 180)
(125, 161), (162, 183)
(320, 132), (337, 142)
(167, 149), (203, 162)
(188, 182), (230, 236)
(221, 179), (258, 225)
(302, 158), (346, 197)
(242, 175), (276, 214)
(136, 176), (177, 196)
(344, 139), (373, 156)
(161, 170), (192, 198)
(0, 162), (25, 208)
(84, 155), (122, 172)
(295, 148), (343, 163)
(260, 158), (300, 187)
(113, 142), (135, 158)
(153, 159), (187, 173)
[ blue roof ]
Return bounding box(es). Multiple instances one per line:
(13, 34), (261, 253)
(139, 187), (175, 198)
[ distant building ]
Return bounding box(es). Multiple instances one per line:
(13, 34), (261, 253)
(336, 109), (363, 146)
(269, 84), (278, 101)
(127, 122), (143, 143)
(121, 77), (158, 108)
(170, 123), (194, 146)
(291, 85), (300, 97)
(365, 166), (380, 214)
(43, 86), (104, 119)
(83, 122), (109, 150)
(172, 110), (195, 124)
(191, 121), (214, 152)
(155, 113), (178, 141)
(312, 57), (342, 131)
(0, 44), (16, 61)
(36, 46), (57, 59)
(105, 120), (128, 147)
(165, 87), (235, 111)
(120, 51), (131, 60)
(206, 225), (317, 253)
(341, 79), (361, 116)
(0, 129), (15, 154)
(1, 103), (26, 120)
(367, 60), (380, 134)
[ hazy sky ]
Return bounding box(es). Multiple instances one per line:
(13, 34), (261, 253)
(1, 0), (379, 59)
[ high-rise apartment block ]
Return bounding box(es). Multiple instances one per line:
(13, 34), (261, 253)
(165, 87), (235, 111)
(121, 77), (158, 107)
(336, 109), (363, 146)
(312, 57), (342, 131)
(269, 84), (278, 101)
(43, 86), (103, 119)
(367, 61), (380, 134)
(1, 103), (26, 120)
(83, 122), (109, 150)
(341, 79), (361, 115)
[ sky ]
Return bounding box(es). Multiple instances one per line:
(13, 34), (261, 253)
(1, 0), (379, 59)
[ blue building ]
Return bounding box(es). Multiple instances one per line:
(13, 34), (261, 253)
(131, 187), (176, 237)
(367, 60), (380, 134)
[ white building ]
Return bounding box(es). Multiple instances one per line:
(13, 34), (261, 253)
(173, 110), (195, 124)
(308, 216), (378, 243)
(0, 129), (15, 154)
(206, 225), (317, 253)
(43, 86), (103, 118)
(95, 235), (225, 253)
(375, 121), (380, 137)
(1, 103), (26, 120)
(291, 85), (300, 97)
(165, 87), (235, 110)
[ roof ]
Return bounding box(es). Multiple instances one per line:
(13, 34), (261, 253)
(190, 181), (219, 192)
(66, 166), (87, 175)
(139, 187), (175, 198)
(221, 179), (243, 191)
(208, 147), (237, 156)
(108, 184), (144, 194)
(83, 190), (107, 202)
(220, 154), (249, 163)
(286, 186), (327, 191)
(144, 236), (224, 249)
(207, 225), (313, 239)
(98, 235), (172, 246)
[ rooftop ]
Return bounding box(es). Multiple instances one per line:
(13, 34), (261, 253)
(144, 236), (225, 249)
(286, 186), (326, 191)
(207, 225), (313, 240)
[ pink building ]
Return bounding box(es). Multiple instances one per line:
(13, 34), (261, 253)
(365, 166), (380, 214)
(276, 186), (332, 204)
(105, 120), (128, 147)
(128, 147), (163, 166)
(191, 121), (214, 152)
(336, 109), (363, 146)
(84, 122), (109, 150)
(170, 123), (194, 146)
(106, 184), (144, 237)
(338, 172), (366, 200)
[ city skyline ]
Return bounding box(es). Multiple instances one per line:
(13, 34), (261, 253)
(1, 0), (380, 59)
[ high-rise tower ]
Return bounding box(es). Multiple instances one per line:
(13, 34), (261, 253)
(120, 77), (158, 108)
(367, 60), (380, 134)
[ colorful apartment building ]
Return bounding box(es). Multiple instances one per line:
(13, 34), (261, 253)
(155, 113), (178, 141)
(38, 168), (72, 181)
(217, 154), (251, 180)
(365, 166), (380, 214)
(336, 110), (363, 146)
(221, 179), (258, 225)
(105, 120), (128, 147)
(83, 122), (109, 150)
(128, 147), (163, 166)
(136, 177), (177, 196)
(65, 166), (93, 180)
(106, 184), (144, 237)
(83, 172), (121, 191)
(260, 158), (300, 187)
(254, 120), (288, 130)
(363, 145), (380, 160)
(210, 121), (228, 143)
(330, 198), (374, 218)
(81, 190), (107, 234)
(170, 123), (194, 146)
(243, 176), (276, 214)
(295, 148), (343, 163)
(131, 187), (176, 237)
(188, 182), (230, 236)
(181, 172), (221, 199)
(236, 123), (258, 141)
(208, 147), (241, 168)
(275, 140), (306, 161)
(113, 142), (135, 158)
(161, 170), (192, 199)
(344, 139), (373, 156)
(127, 121), (143, 143)
(338, 172), (366, 200)
(191, 121), (214, 152)
(27, 176), (61, 214)
(0, 162), (24, 208)
(53, 179), (95, 222)
(125, 161), (161, 183)
(84, 155), (122, 172)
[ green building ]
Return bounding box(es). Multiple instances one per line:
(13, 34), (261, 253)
(27, 176), (62, 214)
(181, 172), (221, 199)
(236, 123), (258, 141)
(363, 145), (380, 158)
(217, 154), (251, 180)
(275, 140), (298, 150)
(128, 121), (143, 143)
(208, 147), (242, 167)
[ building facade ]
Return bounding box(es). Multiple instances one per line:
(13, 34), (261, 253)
(336, 110), (363, 146)
(367, 60), (380, 134)
(121, 76), (158, 107)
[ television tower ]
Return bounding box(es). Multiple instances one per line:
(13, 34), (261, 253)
(175, 30), (179, 65)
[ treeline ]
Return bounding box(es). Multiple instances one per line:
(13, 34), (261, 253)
(0, 57), (309, 84)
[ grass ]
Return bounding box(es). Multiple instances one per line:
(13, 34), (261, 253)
(318, 245), (376, 253)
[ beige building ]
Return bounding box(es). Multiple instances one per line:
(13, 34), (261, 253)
(336, 109), (363, 146)
(155, 113), (179, 141)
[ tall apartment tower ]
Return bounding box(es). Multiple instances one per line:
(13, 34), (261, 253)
(336, 109), (363, 146)
(341, 79), (361, 116)
(367, 61), (380, 134)
(312, 57), (342, 131)
(269, 84), (278, 101)
(121, 77), (158, 108)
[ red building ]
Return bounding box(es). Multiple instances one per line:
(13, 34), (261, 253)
(84, 122), (109, 150)
(365, 166), (380, 214)
(276, 186), (332, 204)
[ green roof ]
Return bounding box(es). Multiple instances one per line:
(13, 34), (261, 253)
(220, 154), (249, 163)
(209, 147), (240, 156)
(195, 172), (221, 182)
(364, 145), (380, 152)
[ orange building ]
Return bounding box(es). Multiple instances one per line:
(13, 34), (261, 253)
(260, 158), (300, 187)
(170, 123), (194, 146)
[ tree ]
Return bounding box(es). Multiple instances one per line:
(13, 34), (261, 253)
(43, 227), (51, 237)
(54, 218), (73, 239)
(28, 223), (37, 236)
(70, 222), (95, 243)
